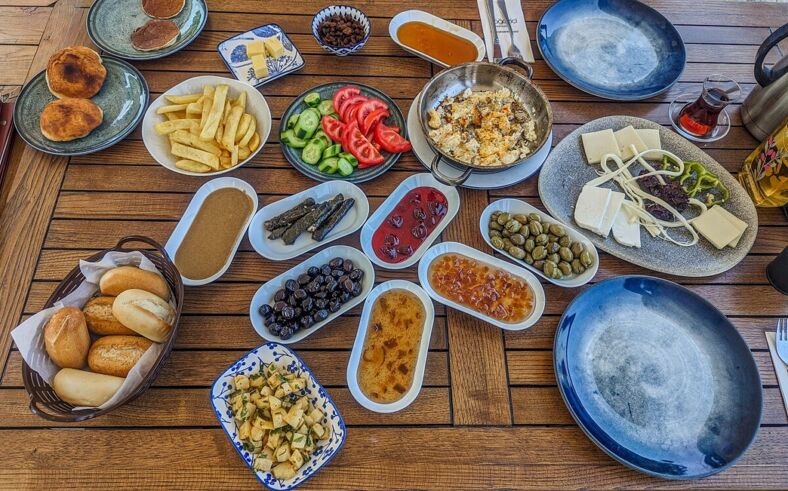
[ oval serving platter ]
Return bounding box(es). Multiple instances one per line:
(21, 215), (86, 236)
(388, 10), (486, 68)
(249, 180), (370, 261)
(538, 116), (758, 278)
(14, 57), (148, 156)
(280, 82), (407, 184)
(87, 0), (207, 61)
(554, 276), (762, 479)
(346, 280), (435, 413)
(250, 245), (375, 344)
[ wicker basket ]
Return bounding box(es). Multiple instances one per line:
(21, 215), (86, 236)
(22, 236), (184, 422)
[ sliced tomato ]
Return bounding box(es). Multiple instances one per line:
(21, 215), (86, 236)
(347, 126), (384, 167)
(360, 108), (389, 135)
(341, 120), (359, 151)
(374, 124), (412, 153)
(338, 95), (368, 122)
(321, 116), (345, 143)
(332, 86), (360, 113)
(376, 122), (401, 134)
(345, 103), (363, 127)
(355, 99), (388, 127)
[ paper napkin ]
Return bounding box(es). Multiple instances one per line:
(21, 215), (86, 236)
(765, 331), (788, 415)
(477, 0), (535, 62)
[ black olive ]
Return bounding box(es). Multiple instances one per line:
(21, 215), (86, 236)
(329, 257), (344, 269)
(306, 281), (320, 294)
(307, 266), (320, 277)
(269, 322), (282, 335)
(274, 289), (286, 302)
(297, 273), (311, 286)
(340, 292), (352, 303)
(300, 315), (314, 328)
(331, 269), (345, 278)
(341, 278), (354, 292)
(349, 269), (363, 281)
(279, 327), (292, 340)
(282, 306), (295, 320)
(288, 295), (298, 307)
(295, 307), (304, 319)
(314, 309), (329, 322)
(258, 304), (273, 316)
(351, 282), (362, 297)
(262, 314), (274, 327)
(285, 279), (298, 292)
(329, 300), (341, 313)
(274, 301), (287, 312)
(315, 274), (325, 284)
(320, 265), (331, 276)
(343, 260), (354, 273)
(314, 291), (328, 299)
(294, 288), (307, 300)
(301, 297), (314, 311)
(315, 299), (328, 309)
(326, 278), (338, 292)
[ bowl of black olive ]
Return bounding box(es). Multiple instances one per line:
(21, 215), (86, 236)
(311, 5), (370, 56)
(250, 246), (375, 343)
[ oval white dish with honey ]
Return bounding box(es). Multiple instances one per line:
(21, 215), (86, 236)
(347, 280), (434, 413)
(388, 10), (485, 68)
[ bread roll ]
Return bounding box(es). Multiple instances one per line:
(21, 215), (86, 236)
(83, 296), (136, 335)
(53, 368), (124, 407)
(44, 307), (91, 368)
(112, 289), (175, 342)
(88, 335), (153, 377)
(99, 266), (170, 300)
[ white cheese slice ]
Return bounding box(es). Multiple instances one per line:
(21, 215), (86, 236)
(581, 129), (621, 164)
(596, 190), (625, 237)
(614, 126), (648, 160)
(691, 207), (743, 249)
(636, 128), (662, 160)
(709, 205), (748, 247)
(574, 186), (611, 234)
(612, 202), (641, 248)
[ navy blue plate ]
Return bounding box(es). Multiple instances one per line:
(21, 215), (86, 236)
(554, 276), (762, 479)
(537, 0), (686, 100)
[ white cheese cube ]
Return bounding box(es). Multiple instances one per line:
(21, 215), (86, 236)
(597, 190), (625, 238)
(581, 129), (621, 164)
(612, 203), (641, 248)
(707, 206), (748, 248)
(574, 186), (612, 234)
(636, 128), (662, 159)
(691, 207), (743, 249)
(614, 126), (648, 160)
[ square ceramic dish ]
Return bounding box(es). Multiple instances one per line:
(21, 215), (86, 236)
(248, 181), (370, 261)
(218, 24), (305, 87)
(250, 246), (375, 344)
(210, 343), (346, 490)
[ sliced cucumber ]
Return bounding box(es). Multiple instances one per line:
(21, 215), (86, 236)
(337, 158), (354, 177)
(327, 112), (340, 120)
(318, 157), (339, 174)
(317, 99), (334, 116)
(281, 129), (307, 149)
(312, 130), (330, 147)
(286, 113), (299, 130)
(294, 108), (320, 139)
(301, 139), (325, 165)
(322, 144), (342, 160)
(339, 152), (358, 167)
(304, 92), (321, 108)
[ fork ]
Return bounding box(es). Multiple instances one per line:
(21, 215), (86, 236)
(777, 318), (788, 365)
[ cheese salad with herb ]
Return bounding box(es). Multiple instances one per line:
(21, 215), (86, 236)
(229, 363), (331, 480)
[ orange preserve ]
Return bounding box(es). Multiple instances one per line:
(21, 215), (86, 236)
(428, 253), (534, 323)
(397, 21), (478, 66)
(357, 289), (426, 403)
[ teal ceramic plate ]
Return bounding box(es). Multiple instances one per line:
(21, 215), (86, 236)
(280, 82), (406, 184)
(87, 0), (207, 61)
(14, 57), (148, 156)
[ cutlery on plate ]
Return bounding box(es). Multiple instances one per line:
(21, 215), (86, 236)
(777, 318), (788, 365)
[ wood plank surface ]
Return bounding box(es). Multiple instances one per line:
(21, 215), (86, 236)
(0, 7), (51, 44)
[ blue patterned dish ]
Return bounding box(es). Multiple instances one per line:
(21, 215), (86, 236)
(210, 343), (346, 490)
(554, 276), (762, 479)
(218, 24), (305, 87)
(537, 0), (685, 100)
(312, 5), (370, 56)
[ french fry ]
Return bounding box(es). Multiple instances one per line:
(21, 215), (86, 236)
(175, 159), (212, 173)
(165, 93), (201, 104)
(200, 84), (228, 141)
(170, 142), (220, 170)
(231, 144), (239, 166)
(235, 114), (252, 143)
(221, 100), (233, 125)
(215, 124), (224, 146)
(165, 112), (180, 121)
(155, 119), (198, 135)
(238, 146), (251, 160)
(186, 101), (203, 115)
(222, 106), (244, 150)
(171, 130), (222, 156)
(235, 91), (247, 112)
(248, 132), (261, 152)
(157, 104), (188, 114)
(199, 85), (215, 129)
(219, 152), (231, 168)
(238, 117), (256, 147)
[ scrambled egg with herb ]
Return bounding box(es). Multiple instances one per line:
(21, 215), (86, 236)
(427, 88), (537, 167)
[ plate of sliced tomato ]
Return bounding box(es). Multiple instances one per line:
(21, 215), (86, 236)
(280, 82), (411, 183)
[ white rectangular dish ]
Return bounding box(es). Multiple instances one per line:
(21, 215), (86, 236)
(388, 10), (486, 68)
(165, 177), (258, 286)
(248, 181), (369, 261)
(346, 280), (434, 413)
(418, 241), (545, 331)
(250, 246), (375, 344)
(360, 173), (459, 270)
(480, 199), (599, 287)
(141, 75), (272, 176)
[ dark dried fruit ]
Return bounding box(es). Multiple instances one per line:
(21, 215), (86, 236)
(317, 13), (365, 48)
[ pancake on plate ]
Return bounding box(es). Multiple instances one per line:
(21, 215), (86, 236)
(46, 46), (107, 99)
(40, 98), (104, 142)
(141, 0), (185, 19)
(131, 19), (180, 51)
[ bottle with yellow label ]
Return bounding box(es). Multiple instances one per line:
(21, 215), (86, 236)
(738, 118), (787, 207)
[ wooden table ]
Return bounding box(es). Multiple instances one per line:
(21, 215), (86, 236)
(0, 0), (786, 488)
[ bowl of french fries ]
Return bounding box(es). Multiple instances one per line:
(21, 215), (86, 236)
(142, 75), (271, 176)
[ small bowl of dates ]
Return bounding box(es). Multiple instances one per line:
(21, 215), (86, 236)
(311, 5), (370, 56)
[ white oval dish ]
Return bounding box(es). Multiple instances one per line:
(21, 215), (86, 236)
(250, 246), (375, 344)
(346, 280), (435, 413)
(360, 173), (460, 270)
(141, 75), (272, 176)
(165, 177), (258, 286)
(480, 199), (599, 287)
(388, 10), (486, 68)
(418, 241), (545, 331)
(248, 181), (370, 261)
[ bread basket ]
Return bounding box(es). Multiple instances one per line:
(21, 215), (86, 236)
(22, 236), (184, 422)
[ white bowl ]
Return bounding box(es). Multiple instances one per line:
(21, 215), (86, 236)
(479, 198), (599, 287)
(248, 181), (370, 261)
(388, 10), (486, 68)
(360, 173), (459, 270)
(418, 241), (545, 331)
(164, 177), (258, 286)
(346, 280), (435, 413)
(250, 246), (375, 344)
(141, 75), (272, 176)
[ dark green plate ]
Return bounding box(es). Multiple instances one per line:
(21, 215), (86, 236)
(87, 0), (207, 61)
(14, 57), (148, 156)
(280, 82), (406, 184)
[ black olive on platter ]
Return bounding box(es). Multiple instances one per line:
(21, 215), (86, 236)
(329, 257), (344, 269)
(301, 297), (314, 311)
(320, 265), (331, 276)
(314, 309), (329, 322)
(351, 282), (362, 297)
(329, 300), (341, 313)
(288, 295), (298, 307)
(259, 304), (273, 316)
(306, 281), (320, 294)
(315, 298), (328, 309)
(326, 278), (338, 292)
(342, 278), (354, 292)
(285, 279), (298, 292)
(294, 288), (307, 300)
(314, 290), (328, 299)
(274, 289), (286, 302)
(349, 269), (363, 281)
(297, 273), (311, 286)
(307, 266), (320, 276)
(293, 307), (303, 318)
(340, 292), (352, 303)
(343, 260), (354, 273)
(282, 306), (296, 320)
(274, 301), (287, 312)
(279, 328), (292, 340)
(263, 314), (275, 327)
(269, 322), (282, 335)
(300, 315), (314, 328)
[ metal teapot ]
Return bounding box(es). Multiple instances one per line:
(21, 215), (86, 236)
(742, 23), (788, 141)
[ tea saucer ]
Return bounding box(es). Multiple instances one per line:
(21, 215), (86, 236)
(407, 95), (552, 190)
(668, 91), (731, 143)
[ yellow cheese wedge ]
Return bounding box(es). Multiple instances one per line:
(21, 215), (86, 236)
(263, 36), (285, 58)
(251, 54), (269, 79)
(246, 40), (266, 57)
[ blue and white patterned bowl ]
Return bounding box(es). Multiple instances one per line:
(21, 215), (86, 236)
(217, 24), (305, 88)
(311, 5), (370, 56)
(210, 343), (346, 490)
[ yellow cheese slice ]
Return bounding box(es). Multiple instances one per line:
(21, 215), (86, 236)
(251, 54), (269, 79)
(691, 206), (743, 249)
(246, 40), (266, 57)
(614, 126), (648, 160)
(636, 128), (662, 159)
(581, 129), (621, 165)
(712, 205), (748, 247)
(263, 36), (285, 58)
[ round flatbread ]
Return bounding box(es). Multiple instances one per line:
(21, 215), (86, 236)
(141, 0), (185, 19)
(131, 19), (180, 51)
(46, 46), (107, 99)
(40, 98), (104, 142)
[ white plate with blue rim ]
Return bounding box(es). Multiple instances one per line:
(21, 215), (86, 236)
(210, 342), (346, 490)
(218, 24), (305, 87)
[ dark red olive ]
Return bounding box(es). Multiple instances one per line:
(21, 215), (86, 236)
(380, 245), (397, 260)
(343, 260), (354, 273)
(351, 282), (362, 297)
(413, 207), (427, 221)
(411, 222), (427, 239)
(387, 215), (404, 228)
(384, 233), (400, 247)
(428, 200), (447, 216)
(397, 244), (413, 256)
(342, 278), (354, 292)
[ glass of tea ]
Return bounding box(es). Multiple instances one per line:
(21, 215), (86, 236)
(677, 75), (741, 138)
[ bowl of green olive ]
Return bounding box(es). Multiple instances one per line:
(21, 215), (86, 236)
(480, 199), (599, 287)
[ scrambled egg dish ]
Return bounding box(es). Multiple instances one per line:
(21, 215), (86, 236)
(427, 88), (537, 167)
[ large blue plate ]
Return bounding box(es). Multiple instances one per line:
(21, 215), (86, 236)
(537, 0), (685, 100)
(554, 276), (762, 479)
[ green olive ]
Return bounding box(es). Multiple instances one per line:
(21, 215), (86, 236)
(513, 214), (528, 223)
(505, 219), (522, 233)
(547, 235), (558, 244)
(547, 253), (560, 264)
(510, 233), (525, 245)
(543, 260), (557, 277)
(559, 247), (573, 262)
(571, 259), (586, 274)
(535, 233), (549, 246)
(528, 213), (541, 222)
(558, 261), (572, 276)
(532, 245), (547, 260)
(528, 221), (543, 236)
(549, 224), (566, 237)
(559, 235), (572, 247)
(490, 221), (502, 231)
(524, 238), (535, 252)
(491, 236), (505, 249)
(580, 250), (593, 267)
(503, 238), (513, 249)
(548, 242), (561, 254)
(490, 211), (501, 221)
(496, 213), (511, 226)
(525, 253), (534, 265)
(533, 260), (545, 270)
(508, 245), (526, 259)
(489, 229), (501, 238)
(571, 242), (584, 256)
(520, 225), (530, 239)
(502, 229), (511, 238)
